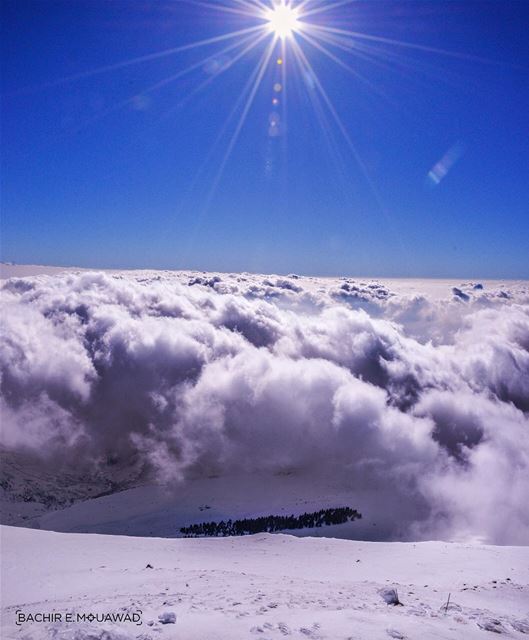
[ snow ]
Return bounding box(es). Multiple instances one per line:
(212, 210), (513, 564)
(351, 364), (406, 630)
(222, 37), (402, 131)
(157, 611), (176, 624)
(1, 525), (528, 639)
(30, 470), (430, 541)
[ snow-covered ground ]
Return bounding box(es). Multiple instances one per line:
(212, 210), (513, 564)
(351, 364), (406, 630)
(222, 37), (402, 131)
(1, 525), (528, 640)
(28, 471), (424, 541)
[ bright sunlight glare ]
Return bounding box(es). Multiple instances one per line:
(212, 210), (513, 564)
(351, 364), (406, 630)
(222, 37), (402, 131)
(41, 0), (487, 217)
(266, 3), (300, 40)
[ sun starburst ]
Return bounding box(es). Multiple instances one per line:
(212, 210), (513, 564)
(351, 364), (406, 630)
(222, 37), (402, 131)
(39, 0), (475, 216)
(265, 2), (300, 40)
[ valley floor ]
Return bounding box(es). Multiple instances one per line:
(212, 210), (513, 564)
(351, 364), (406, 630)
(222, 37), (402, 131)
(1, 525), (528, 639)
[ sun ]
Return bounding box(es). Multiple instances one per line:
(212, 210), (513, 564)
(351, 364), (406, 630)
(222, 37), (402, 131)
(265, 3), (301, 40)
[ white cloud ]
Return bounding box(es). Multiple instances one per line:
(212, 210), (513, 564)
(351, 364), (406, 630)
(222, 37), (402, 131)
(1, 270), (528, 543)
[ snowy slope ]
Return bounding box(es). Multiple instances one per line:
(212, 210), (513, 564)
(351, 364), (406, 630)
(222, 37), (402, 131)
(1, 525), (528, 640)
(0, 448), (144, 527)
(32, 468), (429, 542)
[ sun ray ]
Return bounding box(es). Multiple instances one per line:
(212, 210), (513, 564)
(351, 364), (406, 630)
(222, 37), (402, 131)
(295, 0), (321, 11)
(176, 0), (260, 18)
(63, 31), (267, 134)
(304, 26), (482, 94)
(300, 0), (356, 19)
(279, 35), (289, 174)
(231, 0), (270, 13)
(290, 38), (349, 187)
(296, 29), (392, 102)
(173, 40), (276, 228)
(307, 24), (494, 64)
(203, 35), (278, 209)
(173, 57), (274, 236)
(173, 30), (271, 110)
(290, 35), (408, 257)
(300, 27), (400, 77)
(290, 36), (388, 212)
(304, 27), (441, 94)
(178, 35), (278, 262)
(12, 25), (266, 96)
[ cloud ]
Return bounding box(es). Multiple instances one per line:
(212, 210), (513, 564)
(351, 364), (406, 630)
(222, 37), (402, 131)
(1, 270), (528, 543)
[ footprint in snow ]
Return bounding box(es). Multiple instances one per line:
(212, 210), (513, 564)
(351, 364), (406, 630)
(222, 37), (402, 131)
(277, 621), (291, 635)
(299, 623), (321, 637)
(251, 625), (266, 634)
(477, 617), (506, 633)
(386, 629), (406, 639)
(510, 619), (529, 634)
(379, 587), (403, 606)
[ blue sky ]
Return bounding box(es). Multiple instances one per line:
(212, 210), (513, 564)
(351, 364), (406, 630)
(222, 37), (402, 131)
(2, 0), (528, 277)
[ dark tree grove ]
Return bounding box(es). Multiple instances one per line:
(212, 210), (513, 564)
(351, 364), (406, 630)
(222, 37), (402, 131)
(180, 507), (362, 537)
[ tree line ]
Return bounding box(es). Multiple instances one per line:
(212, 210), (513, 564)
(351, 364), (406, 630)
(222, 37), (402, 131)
(180, 506), (362, 537)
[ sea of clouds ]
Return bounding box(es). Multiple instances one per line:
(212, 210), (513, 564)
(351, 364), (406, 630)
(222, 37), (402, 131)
(1, 270), (528, 544)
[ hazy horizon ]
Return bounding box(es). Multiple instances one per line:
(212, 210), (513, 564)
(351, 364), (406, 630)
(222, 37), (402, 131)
(2, 260), (528, 282)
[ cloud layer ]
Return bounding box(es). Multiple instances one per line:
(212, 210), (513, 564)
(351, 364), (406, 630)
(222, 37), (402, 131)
(1, 270), (528, 543)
